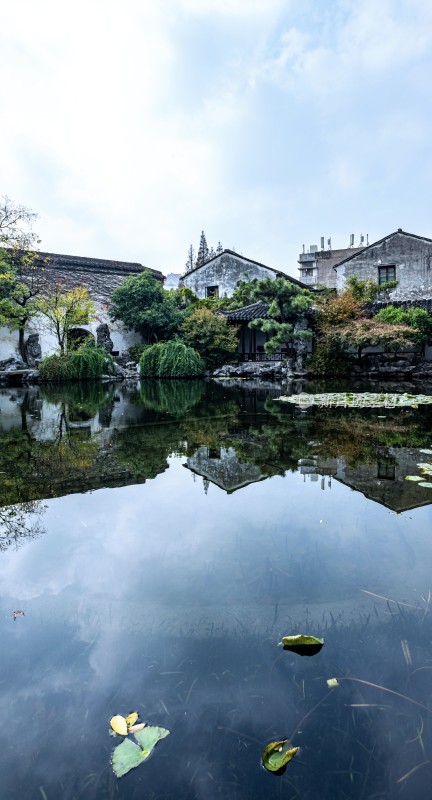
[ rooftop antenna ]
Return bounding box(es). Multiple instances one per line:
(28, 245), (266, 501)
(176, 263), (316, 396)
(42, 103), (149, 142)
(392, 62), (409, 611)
(366, 233), (369, 245)
(327, 237), (331, 250)
(360, 233), (365, 245)
(349, 233), (355, 247)
(320, 236), (325, 250)
(302, 244), (305, 254)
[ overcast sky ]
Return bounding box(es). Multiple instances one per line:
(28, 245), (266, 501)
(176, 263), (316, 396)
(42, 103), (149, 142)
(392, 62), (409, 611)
(1, 0), (432, 277)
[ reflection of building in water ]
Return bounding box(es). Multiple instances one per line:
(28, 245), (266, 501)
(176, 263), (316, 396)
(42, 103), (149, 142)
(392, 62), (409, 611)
(299, 449), (432, 513)
(185, 446), (267, 494)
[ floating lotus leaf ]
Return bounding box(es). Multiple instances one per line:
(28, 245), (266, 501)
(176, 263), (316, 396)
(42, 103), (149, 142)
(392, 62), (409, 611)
(112, 738), (147, 777)
(133, 725), (170, 756)
(418, 482), (432, 488)
(416, 463), (432, 470)
(111, 725), (170, 778)
(110, 715), (128, 736)
(279, 634), (324, 656)
(277, 393), (432, 409)
(125, 712), (139, 728)
(419, 449), (432, 455)
(262, 740), (299, 773)
(405, 476), (423, 481)
(327, 678), (340, 688)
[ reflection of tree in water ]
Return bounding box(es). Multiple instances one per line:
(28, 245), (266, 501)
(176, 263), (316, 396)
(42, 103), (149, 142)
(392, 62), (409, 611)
(138, 380), (206, 417)
(0, 500), (45, 551)
(40, 382), (116, 425)
(264, 398), (432, 467)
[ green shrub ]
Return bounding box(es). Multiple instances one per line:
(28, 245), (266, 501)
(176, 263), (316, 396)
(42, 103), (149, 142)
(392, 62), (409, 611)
(39, 341), (115, 381)
(139, 340), (205, 378)
(128, 343), (148, 363)
(310, 342), (351, 377)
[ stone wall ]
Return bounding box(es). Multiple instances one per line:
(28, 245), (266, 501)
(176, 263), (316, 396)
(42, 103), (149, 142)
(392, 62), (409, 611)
(335, 231), (432, 300)
(182, 251), (284, 299)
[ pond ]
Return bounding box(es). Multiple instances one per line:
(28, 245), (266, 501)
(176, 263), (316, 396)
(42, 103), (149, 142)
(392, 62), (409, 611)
(1, 379), (432, 799)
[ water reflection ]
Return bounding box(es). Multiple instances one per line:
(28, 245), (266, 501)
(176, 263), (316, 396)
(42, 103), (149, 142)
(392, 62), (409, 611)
(0, 380), (432, 798)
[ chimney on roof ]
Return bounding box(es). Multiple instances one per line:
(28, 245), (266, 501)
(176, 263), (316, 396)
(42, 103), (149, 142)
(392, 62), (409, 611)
(398, 228), (402, 232)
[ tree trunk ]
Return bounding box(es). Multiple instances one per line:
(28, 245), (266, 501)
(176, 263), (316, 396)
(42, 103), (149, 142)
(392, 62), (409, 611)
(18, 327), (26, 362)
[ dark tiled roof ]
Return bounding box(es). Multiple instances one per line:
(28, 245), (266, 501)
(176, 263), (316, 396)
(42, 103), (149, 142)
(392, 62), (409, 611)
(220, 301), (269, 321)
(34, 251), (164, 280)
(368, 298), (432, 314)
(333, 229), (432, 270)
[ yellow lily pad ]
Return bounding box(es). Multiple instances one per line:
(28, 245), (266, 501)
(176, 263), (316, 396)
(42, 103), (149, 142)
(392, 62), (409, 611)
(110, 715), (128, 736)
(125, 712), (139, 728)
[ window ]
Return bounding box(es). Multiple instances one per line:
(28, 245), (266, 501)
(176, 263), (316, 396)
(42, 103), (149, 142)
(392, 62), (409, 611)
(377, 457), (396, 480)
(378, 265), (396, 285)
(206, 285), (219, 299)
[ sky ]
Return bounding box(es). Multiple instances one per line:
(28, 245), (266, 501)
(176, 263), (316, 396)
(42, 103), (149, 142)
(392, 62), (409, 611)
(1, 0), (432, 278)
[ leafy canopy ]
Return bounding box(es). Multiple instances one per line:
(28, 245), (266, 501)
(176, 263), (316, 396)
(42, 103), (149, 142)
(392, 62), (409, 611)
(375, 305), (432, 345)
(35, 285), (96, 354)
(180, 308), (239, 369)
(248, 277), (314, 354)
(109, 271), (182, 342)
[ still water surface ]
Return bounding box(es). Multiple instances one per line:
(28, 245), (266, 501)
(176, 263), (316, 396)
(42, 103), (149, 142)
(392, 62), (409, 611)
(1, 380), (432, 799)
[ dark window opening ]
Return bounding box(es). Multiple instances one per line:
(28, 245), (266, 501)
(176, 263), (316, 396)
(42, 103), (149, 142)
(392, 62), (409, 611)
(378, 265), (396, 285)
(377, 457), (396, 480)
(206, 285), (219, 299)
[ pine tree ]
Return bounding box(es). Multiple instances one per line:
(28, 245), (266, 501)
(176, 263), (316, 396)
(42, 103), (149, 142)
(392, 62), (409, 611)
(216, 241), (223, 255)
(208, 246), (216, 261)
(185, 245), (195, 273)
(195, 231), (209, 267)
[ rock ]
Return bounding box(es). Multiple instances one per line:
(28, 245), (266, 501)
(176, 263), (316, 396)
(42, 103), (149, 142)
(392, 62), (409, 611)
(24, 333), (42, 367)
(96, 323), (114, 354)
(22, 369), (40, 384)
(0, 356), (28, 371)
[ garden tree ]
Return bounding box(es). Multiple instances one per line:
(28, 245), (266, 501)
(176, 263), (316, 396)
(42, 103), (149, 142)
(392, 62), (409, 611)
(180, 307), (239, 369)
(0, 196), (43, 359)
(217, 278), (260, 310)
(185, 245), (195, 273)
(375, 305), (432, 353)
(312, 276), (405, 373)
(0, 195), (39, 249)
(36, 285), (96, 355)
(326, 317), (414, 361)
(0, 249), (43, 359)
(216, 241), (223, 256)
(109, 270), (182, 342)
(195, 231), (209, 267)
(248, 277), (314, 355)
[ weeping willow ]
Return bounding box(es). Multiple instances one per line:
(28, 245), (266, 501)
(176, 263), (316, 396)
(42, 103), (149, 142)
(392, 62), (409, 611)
(39, 341), (115, 381)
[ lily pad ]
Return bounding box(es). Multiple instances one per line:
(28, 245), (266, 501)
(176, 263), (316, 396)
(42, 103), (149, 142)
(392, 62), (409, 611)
(112, 739), (148, 778)
(419, 449), (432, 455)
(405, 476), (423, 482)
(279, 634), (324, 656)
(112, 725), (170, 778)
(418, 482), (432, 488)
(327, 678), (340, 688)
(133, 726), (170, 756)
(262, 740), (299, 773)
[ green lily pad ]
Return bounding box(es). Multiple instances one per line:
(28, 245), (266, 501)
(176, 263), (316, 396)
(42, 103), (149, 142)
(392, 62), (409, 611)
(112, 739), (148, 778)
(112, 725), (170, 778)
(133, 726), (170, 755)
(419, 449), (432, 455)
(416, 463), (432, 470)
(418, 482), (432, 488)
(405, 476), (423, 481)
(262, 740), (299, 773)
(279, 634), (324, 656)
